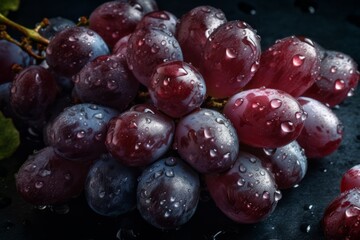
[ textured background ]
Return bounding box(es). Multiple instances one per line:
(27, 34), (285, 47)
(1, 0), (360, 239)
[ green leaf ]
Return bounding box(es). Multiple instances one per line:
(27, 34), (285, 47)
(0, 0), (20, 16)
(0, 111), (20, 160)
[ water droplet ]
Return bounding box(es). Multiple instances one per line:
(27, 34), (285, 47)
(76, 130), (86, 138)
(234, 98), (244, 107)
(39, 169), (51, 177)
(281, 121), (295, 133)
(263, 148), (276, 156)
(35, 181), (44, 189)
(237, 178), (245, 187)
(250, 61), (259, 72)
(204, 129), (212, 139)
(64, 173), (72, 180)
(330, 66), (337, 73)
(292, 54), (305, 66)
(99, 190), (106, 198)
(68, 36), (77, 42)
(239, 165), (247, 173)
(348, 88), (355, 97)
(165, 157), (177, 166)
(334, 79), (345, 90)
(225, 48), (237, 59)
(165, 169), (174, 177)
(164, 211), (170, 218)
(270, 99), (282, 109)
(274, 190), (282, 201)
(300, 223), (311, 233)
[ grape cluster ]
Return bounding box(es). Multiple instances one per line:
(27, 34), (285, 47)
(0, 0), (359, 236)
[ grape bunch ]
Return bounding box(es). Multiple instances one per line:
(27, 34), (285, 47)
(0, 0), (359, 237)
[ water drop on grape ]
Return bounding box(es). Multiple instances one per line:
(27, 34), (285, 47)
(334, 79), (345, 90)
(292, 54), (305, 66)
(270, 99), (282, 109)
(281, 121), (295, 133)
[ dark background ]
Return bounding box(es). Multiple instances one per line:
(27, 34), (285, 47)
(1, 0), (360, 239)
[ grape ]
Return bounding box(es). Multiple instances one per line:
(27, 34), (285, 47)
(73, 54), (139, 111)
(89, 1), (146, 48)
(148, 60), (206, 118)
(15, 147), (92, 205)
(10, 65), (58, 122)
(245, 36), (321, 97)
(200, 20), (261, 98)
(136, 10), (178, 35)
(133, 0), (158, 13)
(47, 103), (118, 161)
(176, 5), (227, 69)
(341, 164), (360, 193)
(223, 88), (306, 148)
(106, 104), (175, 167)
(38, 17), (76, 39)
(84, 154), (138, 217)
(112, 34), (131, 61)
(303, 50), (360, 107)
(244, 140), (308, 189)
(137, 157), (200, 229)
(322, 188), (360, 240)
(205, 151), (281, 223)
(174, 108), (239, 174)
(46, 26), (109, 77)
(297, 96), (343, 158)
(0, 40), (32, 84)
(126, 27), (183, 87)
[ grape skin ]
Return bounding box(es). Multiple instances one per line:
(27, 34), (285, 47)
(174, 108), (239, 174)
(16, 147), (92, 205)
(223, 88), (306, 148)
(137, 157), (200, 229)
(85, 154), (139, 217)
(73, 54), (139, 111)
(46, 26), (110, 77)
(205, 151), (281, 224)
(47, 103), (118, 161)
(38, 17), (76, 39)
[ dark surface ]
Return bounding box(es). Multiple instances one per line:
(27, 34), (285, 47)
(1, 0), (360, 239)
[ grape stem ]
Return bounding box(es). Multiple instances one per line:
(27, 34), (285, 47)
(0, 13), (49, 45)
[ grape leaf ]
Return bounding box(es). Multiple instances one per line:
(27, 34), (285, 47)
(0, 111), (20, 160)
(0, 0), (20, 15)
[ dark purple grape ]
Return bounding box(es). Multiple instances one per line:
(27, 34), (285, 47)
(38, 17), (76, 39)
(136, 10), (178, 35)
(126, 27), (183, 87)
(148, 60), (206, 118)
(47, 103), (118, 161)
(106, 104), (175, 167)
(137, 157), (200, 229)
(85, 154), (138, 217)
(297, 96), (343, 158)
(176, 5), (227, 69)
(112, 34), (131, 61)
(73, 54), (139, 111)
(174, 108), (239, 174)
(46, 26), (109, 77)
(0, 40), (32, 84)
(244, 140), (308, 189)
(89, 1), (145, 48)
(205, 151), (281, 223)
(10, 65), (58, 122)
(200, 20), (261, 98)
(16, 147), (92, 205)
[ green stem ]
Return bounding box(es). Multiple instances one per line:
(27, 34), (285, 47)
(0, 13), (49, 45)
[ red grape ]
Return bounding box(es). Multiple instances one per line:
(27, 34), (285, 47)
(10, 65), (58, 123)
(148, 60), (206, 118)
(174, 108), (239, 174)
(73, 54), (139, 111)
(200, 20), (261, 98)
(176, 5), (227, 68)
(322, 188), (360, 240)
(106, 104), (175, 167)
(205, 151), (281, 223)
(297, 96), (343, 158)
(136, 10), (178, 35)
(223, 88), (306, 148)
(245, 36), (321, 97)
(89, 1), (145, 48)
(126, 27), (183, 87)
(303, 50), (360, 107)
(340, 164), (360, 193)
(16, 147), (92, 205)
